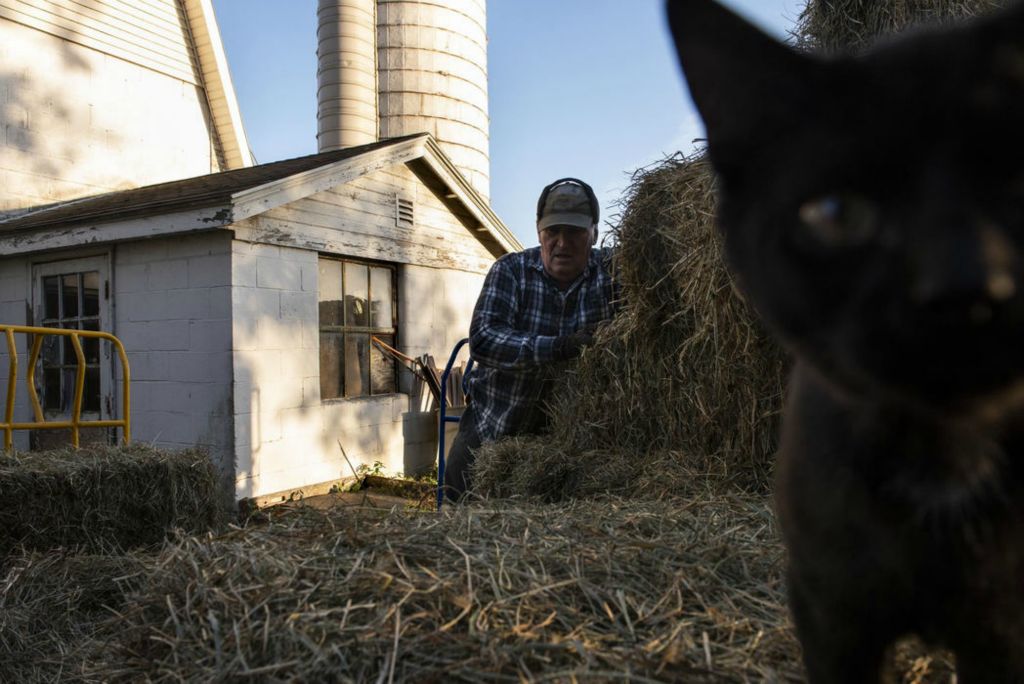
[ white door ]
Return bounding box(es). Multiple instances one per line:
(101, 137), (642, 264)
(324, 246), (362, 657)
(31, 256), (113, 442)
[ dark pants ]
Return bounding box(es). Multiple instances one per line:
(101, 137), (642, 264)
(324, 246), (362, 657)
(443, 405), (482, 503)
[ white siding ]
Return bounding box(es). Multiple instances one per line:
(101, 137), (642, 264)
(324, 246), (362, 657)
(242, 164), (497, 275)
(0, 0), (200, 83)
(0, 7), (223, 211)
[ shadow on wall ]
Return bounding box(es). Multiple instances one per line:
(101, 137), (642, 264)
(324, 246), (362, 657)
(1, 2), (92, 210)
(1, 71), (66, 198)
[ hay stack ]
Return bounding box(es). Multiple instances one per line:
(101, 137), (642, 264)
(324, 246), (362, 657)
(2, 494), (799, 682)
(472, 0), (1010, 502)
(0, 445), (227, 560)
(796, 0), (1006, 52)
(473, 155), (787, 500)
(1, 496), (957, 682)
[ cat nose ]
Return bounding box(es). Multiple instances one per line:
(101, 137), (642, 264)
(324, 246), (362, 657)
(910, 223), (1018, 321)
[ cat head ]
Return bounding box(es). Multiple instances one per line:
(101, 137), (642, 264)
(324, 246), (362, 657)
(667, 0), (1024, 411)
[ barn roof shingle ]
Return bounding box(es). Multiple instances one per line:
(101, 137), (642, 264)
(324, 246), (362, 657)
(0, 134), (425, 234)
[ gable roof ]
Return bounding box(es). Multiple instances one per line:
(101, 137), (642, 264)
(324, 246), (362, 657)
(0, 134), (521, 256)
(183, 0), (254, 169)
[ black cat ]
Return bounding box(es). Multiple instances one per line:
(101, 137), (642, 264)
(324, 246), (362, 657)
(666, 1), (1024, 681)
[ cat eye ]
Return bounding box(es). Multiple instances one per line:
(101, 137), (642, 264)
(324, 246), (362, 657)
(797, 194), (879, 248)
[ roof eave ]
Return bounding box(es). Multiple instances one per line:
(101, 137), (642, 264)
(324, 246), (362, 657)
(0, 205), (234, 257)
(182, 0), (254, 169)
(419, 136), (522, 254)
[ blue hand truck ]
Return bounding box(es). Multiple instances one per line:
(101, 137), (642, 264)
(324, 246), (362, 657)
(436, 337), (473, 510)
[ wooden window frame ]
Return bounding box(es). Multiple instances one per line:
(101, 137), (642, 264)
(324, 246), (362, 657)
(318, 256), (398, 401)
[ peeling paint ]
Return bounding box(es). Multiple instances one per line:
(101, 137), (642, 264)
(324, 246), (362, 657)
(202, 207), (233, 224)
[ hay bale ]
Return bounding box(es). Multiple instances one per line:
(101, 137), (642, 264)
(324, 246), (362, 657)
(474, 155), (787, 500)
(796, 0), (1007, 52)
(90, 495), (800, 681)
(0, 497), (957, 682)
(0, 445), (228, 559)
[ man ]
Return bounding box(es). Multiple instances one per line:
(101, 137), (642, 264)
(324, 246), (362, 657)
(443, 178), (616, 501)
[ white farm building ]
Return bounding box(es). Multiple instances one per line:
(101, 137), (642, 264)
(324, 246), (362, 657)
(0, 0), (520, 501)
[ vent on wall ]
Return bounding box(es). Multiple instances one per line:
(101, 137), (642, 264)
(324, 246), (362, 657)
(395, 196), (414, 228)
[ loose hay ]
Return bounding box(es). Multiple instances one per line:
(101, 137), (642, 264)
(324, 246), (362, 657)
(0, 551), (147, 681)
(0, 444), (227, 560)
(796, 0), (1007, 52)
(474, 155), (788, 500)
(4, 494), (799, 682)
(1, 496), (957, 682)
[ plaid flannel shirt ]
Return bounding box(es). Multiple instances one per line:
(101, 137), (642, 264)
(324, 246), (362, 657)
(466, 246), (616, 442)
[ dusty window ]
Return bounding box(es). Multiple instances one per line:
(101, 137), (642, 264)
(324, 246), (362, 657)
(318, 257), (397, 399)
(38, 271), (102, 414)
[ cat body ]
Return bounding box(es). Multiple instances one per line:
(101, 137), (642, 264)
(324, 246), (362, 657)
(666, 1), (1024, 680)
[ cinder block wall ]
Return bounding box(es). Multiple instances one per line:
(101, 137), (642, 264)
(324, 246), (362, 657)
(231, 239), (486, 500)
(113, 232), (234, 482)
(0, 258), (31, 450)
(400, 264), (484, 362)
(231, 240), (325, 499)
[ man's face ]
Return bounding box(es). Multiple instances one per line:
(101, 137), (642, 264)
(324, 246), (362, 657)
(539, 224), (593, 287)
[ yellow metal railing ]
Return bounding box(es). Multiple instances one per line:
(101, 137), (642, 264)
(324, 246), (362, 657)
(2, 324), (131, 450)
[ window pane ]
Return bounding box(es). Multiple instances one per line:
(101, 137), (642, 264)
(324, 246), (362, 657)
(62, 274), (79, 318)
(43, 368), (61, 410)
(319, 332), (344, 400)
(62, 324), (81, 365)
(370, 267), (393, 329)
(82, 272), (100, 316)
(344, 333), (369, 398)
(318, 260), (343, 326)
(43, 276), (60, 320)
(41, 335), (60, 365)
(82, 319), (100, 364)
(344, 262), (369, 327)
(61, 368), (75, 413)
(83, 367), (100, 413)
(370, 334), (395, 395)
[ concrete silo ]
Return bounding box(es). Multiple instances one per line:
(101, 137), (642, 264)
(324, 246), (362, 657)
(317, 0), (379, 148)
(317, 0), (491, 200)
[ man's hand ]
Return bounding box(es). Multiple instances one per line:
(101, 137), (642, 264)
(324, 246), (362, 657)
(553, 329), (594, 361)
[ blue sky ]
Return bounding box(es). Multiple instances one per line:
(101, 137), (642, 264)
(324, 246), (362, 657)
(210, 0), (804, 248)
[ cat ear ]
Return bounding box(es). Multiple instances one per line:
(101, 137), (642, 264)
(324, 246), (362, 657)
(666, 0), (820, 174)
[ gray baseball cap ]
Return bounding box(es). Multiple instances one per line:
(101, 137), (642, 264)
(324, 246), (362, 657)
(537, 179), (599, 231)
